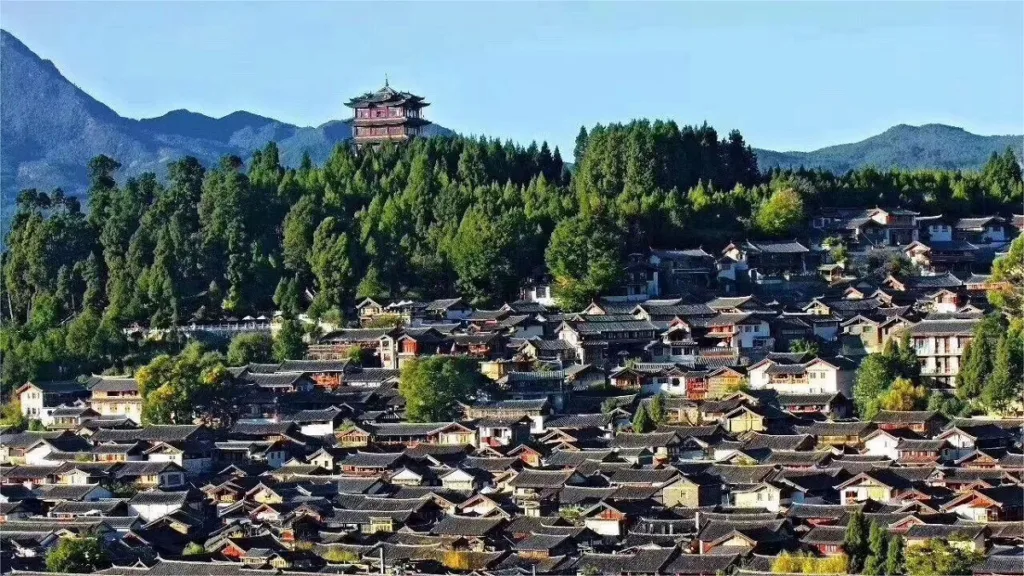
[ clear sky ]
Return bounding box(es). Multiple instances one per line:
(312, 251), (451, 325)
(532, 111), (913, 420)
(2, 1), (1021, 154)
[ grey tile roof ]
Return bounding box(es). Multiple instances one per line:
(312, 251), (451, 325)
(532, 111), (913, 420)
(278, 360), (349, 372)
(744, 240), (810, 254)
(795, 420), (875, 437)
(544, 413), (611, 429)
(508, 469), (577, 489)
(429, 514), (504, 536)
(90, 425), (206, 443)
(573, 548), (675, 574)
(86, 376), (139, 393)
(661, 553), (740, 575)
(908, 318), (981, 336)
(872, 410), (944, 424)
(22, 380), (88, 394)
(129, 490), (191, 506)
(610, 432), (680, 449)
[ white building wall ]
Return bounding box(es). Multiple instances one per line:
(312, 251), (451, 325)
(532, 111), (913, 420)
(864, 435), (900, 460)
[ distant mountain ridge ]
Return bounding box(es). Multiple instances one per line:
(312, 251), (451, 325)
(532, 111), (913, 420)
(0, 29), (451, 205)
(1, 28), (1020, 207)
(754, 124), (1022, 174)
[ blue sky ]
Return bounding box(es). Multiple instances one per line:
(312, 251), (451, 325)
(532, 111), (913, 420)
(3, 1), (1021, 154)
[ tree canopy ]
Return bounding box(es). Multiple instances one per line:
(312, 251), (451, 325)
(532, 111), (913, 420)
(136, 343), (233, 425)
(399, 356), (482, 422)
(46, 536), (110, 573)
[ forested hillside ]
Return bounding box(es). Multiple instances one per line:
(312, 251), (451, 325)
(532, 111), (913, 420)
(1, 120), (1022, 391)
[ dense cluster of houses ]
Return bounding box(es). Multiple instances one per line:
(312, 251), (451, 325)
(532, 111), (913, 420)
(1, 209), (1021, 576)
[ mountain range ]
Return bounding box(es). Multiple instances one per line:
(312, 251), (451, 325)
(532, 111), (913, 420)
(753, 124), (1022, 174)
(2, 28), (1021, 207)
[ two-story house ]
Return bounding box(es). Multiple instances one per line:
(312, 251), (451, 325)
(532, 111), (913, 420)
(747, 354), (855, 396)
(15, 380), (90, 425)
(87, 376), (143, 424)
(908, 316), (981, 388)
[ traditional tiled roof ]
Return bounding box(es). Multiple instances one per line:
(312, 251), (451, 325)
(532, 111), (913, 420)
(429, 514), (504, 536)
(129, 490), (191, 506)
(344, 368), (400, 384)
(873, 410), (943, 424)
(243, 372), (310, 389)
(573, 548), (675, 575)
(610, 432), (680, 449)
(743, 240), (810, 254)
(698, 518), (789, 545)
(544, 413), (611, 429)
(603, 467), (678, 486)
(20, 380), (88, 394)
(904, 523), (986, 540)
(508, 469), (577, 489)
(520, 338), (575, 351)
(908, 317), (981, 336)
(891, 272), (965, 290)
(371, 422), (463, 437)
(228, 421), (297, 437)
(319, 328), (390, 342)
(91, 425), (205, 443)
(340, 452), (405, 469)
(709, 464), (777, 486)
(803, 525), (848, 544)
(87, 376), (139, 393)
(742, 433), (814, 451)
(278, 360), (349, 372)
(795, 420), (875, 437)
(114, 461), (182, 478)
(516, 532), (572, 552)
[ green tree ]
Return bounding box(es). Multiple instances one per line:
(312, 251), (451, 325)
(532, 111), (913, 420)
(879, 377), (929, 412)
(226, 332), (274, 366)
(648, 393), (666, 423)
(273, 318), (306, 362)
(788, 339), (820, 356)
(854, 354), (892, 419)
(886, 535), (905, 576)
(346, 346), (367, 366)
(573, 126), (589, 166)
(957, 315), (1002, 400)
(893, 330), (920, 380)
(399, 356), (481, 422)
(136, 343), (233, 425)
(545, 213), (624, 310)
(905, 539), (983, 576)
(927, 390), (970, 419)
(864, 521), (890, 575)
(308, 217), (356, 319)
(0, 398), (27, 430)
(183, 542), (206, 556)
(281, 194), (320, 274)
(843, 510), (869, 573)
(632, 406), (653, 433)
(46, 536), (111, 573)
(989, 235), (1023, 316)
(982, 322), (1023, 412)
(753, 187), (804, 238)
(449, 207), (532, 304)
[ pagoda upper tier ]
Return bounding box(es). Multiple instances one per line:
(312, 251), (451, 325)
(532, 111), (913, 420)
(346, 82), (431, 146)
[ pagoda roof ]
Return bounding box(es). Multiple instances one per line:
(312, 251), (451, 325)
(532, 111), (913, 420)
(346, 82), (429, 108)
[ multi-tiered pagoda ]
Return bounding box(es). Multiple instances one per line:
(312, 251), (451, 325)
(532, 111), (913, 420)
(345, 80), (430, 147)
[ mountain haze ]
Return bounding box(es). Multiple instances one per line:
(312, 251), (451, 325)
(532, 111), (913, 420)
(1, 28), (1020, 207)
